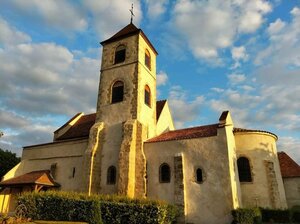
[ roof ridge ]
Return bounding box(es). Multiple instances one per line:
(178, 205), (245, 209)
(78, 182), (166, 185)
(169, 123), (219, 133)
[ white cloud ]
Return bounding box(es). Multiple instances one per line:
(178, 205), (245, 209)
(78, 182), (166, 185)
(228, 73), (246, 85)
(211, 87), (224, 93)
(83, 0), (142, 38)
(267, 18), (286, 35)
(0, 18), (31, 45)
(145, 0), (169, 19)
(172, 0), (272, 60)
(231, 46), (249, 68)
(8, 0), (87, 31)
(278, 137), (300, 163)
(157, 71), (168, 86)
(231, 46), (249, 61)
(0, 22), (100, 153)
(168, 86), (205, 128)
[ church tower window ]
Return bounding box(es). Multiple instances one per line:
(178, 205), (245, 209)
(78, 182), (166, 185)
(107, 166), (116, 185)
(196, 168), (203, 183)
(111, 81), (124, 103)
(159, 163), (171, 183)
(145, 85), (151, 107)
(114, 45), (126, 64)
(237, 157), (252, 182)
(145, 49), (151, 70)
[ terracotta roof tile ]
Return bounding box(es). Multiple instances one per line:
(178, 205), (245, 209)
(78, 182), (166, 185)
(146, 123), (219, 143)
(0, 170), (59, 187)
(278, 152), (300, 178)
(233, 127), (278, 140)
(56, 113), (96, 141)
(101, 23), (140, 45)
(56, 100), (166, 141)
(156, 100), (166, 122)
(100, 23), (158, 55)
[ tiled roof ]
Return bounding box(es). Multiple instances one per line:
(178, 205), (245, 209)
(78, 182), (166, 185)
(56, 113), (96, 141)
(101, 23), (140, 45)
(278, 152), (300, 178)
(0, 170), (59, 187)
(146, 124), (219, 143)
(156, 100), (166, 122)
(233, 127), (278, 140)
(54, 112), (82, 134)
(100, 23), (158, 55)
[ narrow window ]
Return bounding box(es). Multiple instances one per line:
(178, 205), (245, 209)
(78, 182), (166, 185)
(237, 157), (252, 182)
(145, 85), (151, 107)
(145, 49), (151, 70)
(72, 167), (76, 178)
(159, 163), (170, 183)
(50, 163), (57, 179)
(111, 81), (124, 103)
(107, 166), (116, 185)
(196, 168), (203, 183)
(115, 45), (126, 64)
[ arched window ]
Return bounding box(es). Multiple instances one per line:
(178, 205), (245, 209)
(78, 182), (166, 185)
(145, 49), (151, 70)
(196, 168), (203, 183)
(107, 166), (116, 185)
(115, 45), (126, 64)
(111, 81), (124, 103)
(144, 85), (151, 107)
(159, 163), (170, 183)
(237, 157), (252, 182)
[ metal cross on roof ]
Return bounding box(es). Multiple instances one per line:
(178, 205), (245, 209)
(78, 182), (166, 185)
(129, 3), (135, 24)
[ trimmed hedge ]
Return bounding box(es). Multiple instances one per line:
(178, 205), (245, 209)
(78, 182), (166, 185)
(18, 191), (101, 224)
(231, 208), (262, 224)
(291, 206), (300, 223)
(18, 191), (179, 224)
(260, 208), (290, 223)
(232, 207), (300, 224)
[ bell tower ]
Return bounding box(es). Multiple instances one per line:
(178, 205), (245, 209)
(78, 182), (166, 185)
(96, 23), (158, 136)
(83, 23), (158, 197)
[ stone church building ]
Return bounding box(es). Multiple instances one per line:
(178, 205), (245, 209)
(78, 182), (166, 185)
(1, 23), (300, 223)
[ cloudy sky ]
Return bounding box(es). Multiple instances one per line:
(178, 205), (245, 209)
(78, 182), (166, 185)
(0, 0), (300, 162)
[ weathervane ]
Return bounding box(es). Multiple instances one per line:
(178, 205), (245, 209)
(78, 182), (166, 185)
(129, 3), (135, 24)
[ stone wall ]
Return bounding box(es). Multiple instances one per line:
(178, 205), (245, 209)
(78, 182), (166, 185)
(82, 122), (105, 194)
(117, 120), (147, 198)
(283, 177), (300, 208)
(235, 132), (287, 208)
(174, 154), (185, 223)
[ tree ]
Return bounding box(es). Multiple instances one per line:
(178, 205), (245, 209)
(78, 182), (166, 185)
(0, 148), (21, 179)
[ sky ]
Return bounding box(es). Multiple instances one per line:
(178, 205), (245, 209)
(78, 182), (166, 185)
(0, 0), (300, 163)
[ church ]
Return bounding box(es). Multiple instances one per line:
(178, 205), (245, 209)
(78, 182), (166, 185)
(1, 23), (300, 224)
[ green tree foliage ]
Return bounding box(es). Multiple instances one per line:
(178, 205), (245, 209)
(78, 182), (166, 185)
(0, 148), (21, 179)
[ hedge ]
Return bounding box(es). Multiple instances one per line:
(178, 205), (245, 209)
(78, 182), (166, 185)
(18, 191), (179, 224)
(18, 191), (102, 224)
(232, 207), (300, 224)
(260, 208), (290, 223)
(231, 208), (262, 224)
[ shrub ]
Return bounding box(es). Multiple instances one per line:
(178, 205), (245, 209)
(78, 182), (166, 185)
(18, 191), (179, 224)
(231, 208), (262, 224)
(260, 208), (290, 223)
(18, 191), (102, 224)
(291, 206), (300, 223)
(98, 194), (179, 224)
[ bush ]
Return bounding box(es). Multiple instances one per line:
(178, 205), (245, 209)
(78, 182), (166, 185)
(291, 206), (300, 223)
(260, 208), (290, 223)
(18, 191), (102, 224)
(18, 191), (179, 224)
(231, 208), (262, 224)
(98, 194), (179, 224)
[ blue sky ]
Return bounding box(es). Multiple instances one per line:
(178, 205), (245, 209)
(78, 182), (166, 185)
(0, 0), (300, 163)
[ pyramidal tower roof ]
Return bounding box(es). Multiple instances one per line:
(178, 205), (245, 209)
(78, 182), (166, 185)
(100, 23), (158, 55)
